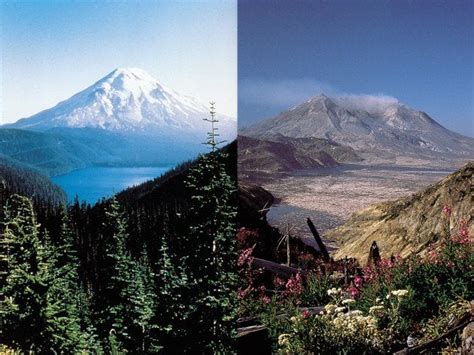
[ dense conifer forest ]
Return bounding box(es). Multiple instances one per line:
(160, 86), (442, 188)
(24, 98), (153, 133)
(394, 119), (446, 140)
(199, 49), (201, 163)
(0, 115), (238, 353)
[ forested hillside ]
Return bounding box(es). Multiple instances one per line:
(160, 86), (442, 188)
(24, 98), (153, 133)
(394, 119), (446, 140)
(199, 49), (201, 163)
(1, 128), (238, 352)
(0, 128), (121, 176)
(0, 158), (66, 207)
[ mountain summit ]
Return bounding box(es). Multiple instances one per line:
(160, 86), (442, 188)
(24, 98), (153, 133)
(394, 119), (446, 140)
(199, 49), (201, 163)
(8, 68), (235, 139)
(240, 94), (473, 165)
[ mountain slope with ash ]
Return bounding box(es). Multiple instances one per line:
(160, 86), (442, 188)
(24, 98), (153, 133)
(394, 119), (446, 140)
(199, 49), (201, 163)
(328, 162), (473, 262)
(241, 95), (473, 166)
(266, 133), (362, 163)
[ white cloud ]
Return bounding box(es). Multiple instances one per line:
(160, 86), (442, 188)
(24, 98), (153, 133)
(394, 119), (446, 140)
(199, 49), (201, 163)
(239, 78), (336, 107)
(240, 77), (399, 115)
(333, 94), (399, 115)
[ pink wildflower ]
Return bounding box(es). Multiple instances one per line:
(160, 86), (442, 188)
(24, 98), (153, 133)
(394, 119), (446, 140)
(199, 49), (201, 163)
(285, 272), (303, 296)
(347, 286), (359, 298)
(273, 276), (286, 288)
(301, 309), (310, 319)
(442, 205), (452, 217)
(238, 247), (254, 267)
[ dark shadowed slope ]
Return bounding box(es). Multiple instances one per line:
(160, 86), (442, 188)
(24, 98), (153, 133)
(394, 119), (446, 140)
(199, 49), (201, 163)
(238, 135), (338, 179)
(0, 158), (67, 207)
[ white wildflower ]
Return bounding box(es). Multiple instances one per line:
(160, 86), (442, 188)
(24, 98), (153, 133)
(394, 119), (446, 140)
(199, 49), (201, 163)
(324, 304), (337, 314)
(347, 310), (363, 316)
(327, 287), (342, 296)
(391, 289), (409, 297)
(278, 333), (290, 346)
(369, 305), (384, 314)
(342, 298), (356, 305)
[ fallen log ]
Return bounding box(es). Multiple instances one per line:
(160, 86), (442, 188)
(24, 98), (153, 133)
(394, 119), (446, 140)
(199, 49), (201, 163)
(307, 217), (330, 262)
(237, 325), (267, 338)
(237, 315), (259, 328)
(237, 325), (271, 354)
(393, 313), (472, 354)
(252, 257), (302, 278)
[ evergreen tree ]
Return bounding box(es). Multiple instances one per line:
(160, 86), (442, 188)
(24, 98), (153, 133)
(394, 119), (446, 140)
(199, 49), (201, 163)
(153, 235), (191, 350)
(99, 197), (155, 352)
(44, 207), (98, 352)
(0, 195), (80, 352)
(0, 194), (51, 351)
(179, 102), (238, 352)
(128, 248), (156, 352)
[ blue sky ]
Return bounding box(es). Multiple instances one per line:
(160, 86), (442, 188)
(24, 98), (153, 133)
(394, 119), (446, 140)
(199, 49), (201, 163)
(1, 0), (236, 123)
(239, 0), (473, 136)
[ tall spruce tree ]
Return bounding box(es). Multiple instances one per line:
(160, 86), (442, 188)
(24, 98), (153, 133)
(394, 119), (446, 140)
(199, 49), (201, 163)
(99, 197), (155, 352)
(180, 102), (238, 352)
(0, 195), (82, 352)
(44, 207), (97, 352)
(153, 235), (191, 350)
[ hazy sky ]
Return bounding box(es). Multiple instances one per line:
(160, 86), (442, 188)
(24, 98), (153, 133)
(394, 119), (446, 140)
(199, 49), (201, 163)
(1, 0), (237, 123)
(239, 0), (474, 137)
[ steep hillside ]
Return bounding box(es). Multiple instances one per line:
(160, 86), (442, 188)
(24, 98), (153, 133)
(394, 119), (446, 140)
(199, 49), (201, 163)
(116, 140), (237, 206)
(238, 135), (338, 180)
(0, 128), (124, 176)
(267, 133), (362, 163)
(238, 183), (275, 227)
(328, 162), (473, 262)
(0, 158), (66, 207)
(241, 95), (474, 166)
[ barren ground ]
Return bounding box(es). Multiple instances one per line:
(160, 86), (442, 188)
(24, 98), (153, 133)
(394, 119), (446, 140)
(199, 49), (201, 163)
(264, 164), (454, 249)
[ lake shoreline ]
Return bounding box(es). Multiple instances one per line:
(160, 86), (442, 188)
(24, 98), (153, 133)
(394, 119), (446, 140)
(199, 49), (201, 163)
(52, 166), (173, 204)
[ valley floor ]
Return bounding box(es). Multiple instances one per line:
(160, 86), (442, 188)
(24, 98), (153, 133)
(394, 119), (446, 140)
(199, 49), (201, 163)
(264, 163), (455, 249)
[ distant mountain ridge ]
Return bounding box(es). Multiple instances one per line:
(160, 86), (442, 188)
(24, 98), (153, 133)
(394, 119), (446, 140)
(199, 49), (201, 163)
(240, 94), (473, 166)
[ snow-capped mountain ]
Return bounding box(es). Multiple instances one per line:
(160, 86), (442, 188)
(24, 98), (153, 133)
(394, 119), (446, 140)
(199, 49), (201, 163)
(240, 94), (473, 165)
(8, 68), (235, 140)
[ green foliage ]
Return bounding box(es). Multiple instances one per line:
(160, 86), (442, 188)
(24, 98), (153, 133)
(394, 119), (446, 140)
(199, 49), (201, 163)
(354, 239), (473, 335)
(165, 103), (237, 353)
(299, 273), (333, 307)
(0, 158), (66, 207)
(97, 197), (156, 352)
(153, 236), (190, 350)
(0, 195), (85, 352)
(0, 105), (238, 353)
(249, 222), (473, 353)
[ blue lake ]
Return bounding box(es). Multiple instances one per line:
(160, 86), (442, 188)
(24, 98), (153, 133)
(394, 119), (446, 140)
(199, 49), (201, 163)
(52, 166), (172, 204)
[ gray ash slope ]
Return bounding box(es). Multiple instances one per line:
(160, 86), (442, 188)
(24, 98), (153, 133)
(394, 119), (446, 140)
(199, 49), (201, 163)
(240, 94), (473, 166)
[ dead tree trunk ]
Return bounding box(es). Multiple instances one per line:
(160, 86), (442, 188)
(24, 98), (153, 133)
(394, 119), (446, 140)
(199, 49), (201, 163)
(367, 241), (381, 267)
(307, 217), (330, 262)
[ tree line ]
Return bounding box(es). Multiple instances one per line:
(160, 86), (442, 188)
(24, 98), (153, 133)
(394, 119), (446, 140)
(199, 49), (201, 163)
(0, 112), (237, 353)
